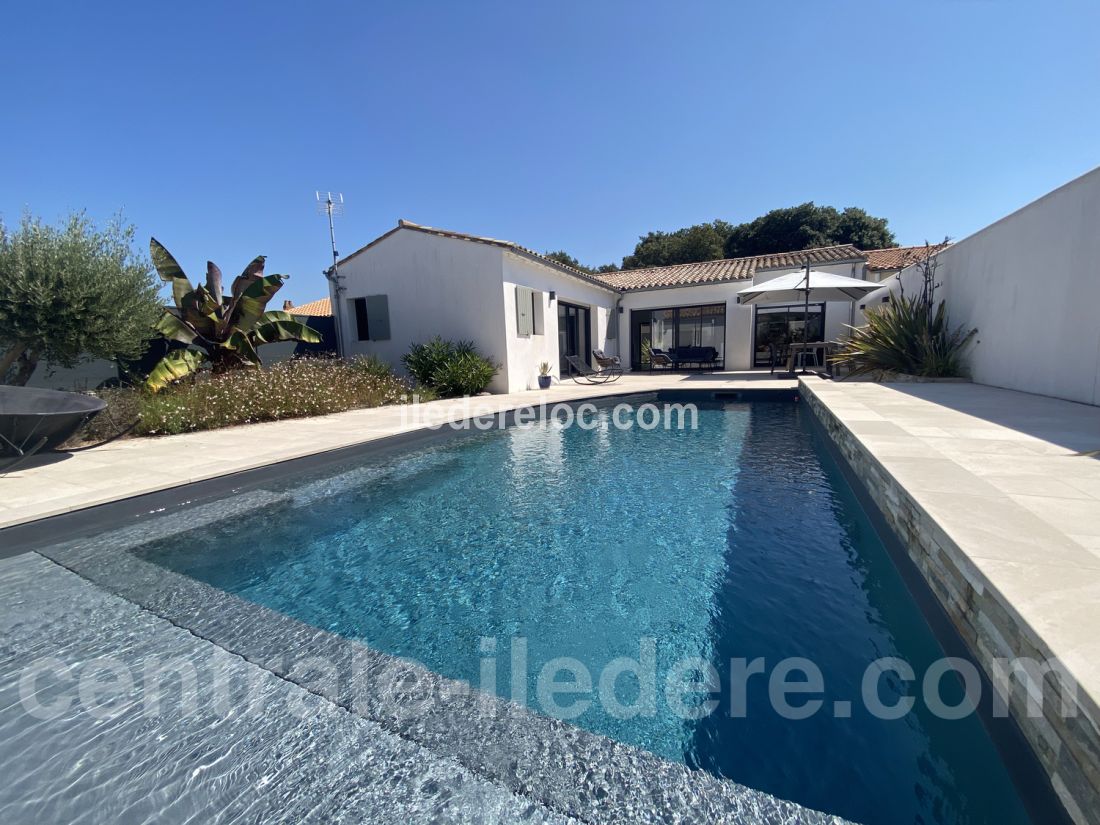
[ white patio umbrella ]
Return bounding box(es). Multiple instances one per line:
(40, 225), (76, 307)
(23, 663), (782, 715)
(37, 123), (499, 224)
(736, 263), (881, 372)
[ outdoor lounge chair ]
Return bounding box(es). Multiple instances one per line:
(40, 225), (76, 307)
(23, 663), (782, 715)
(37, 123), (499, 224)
(592, 349), (621, 369)
(649, 348), (674, 368)
(564, 353), (621, 384)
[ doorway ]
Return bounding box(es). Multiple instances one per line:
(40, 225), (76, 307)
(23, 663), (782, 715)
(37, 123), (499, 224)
(558, 302), (590, 375)
(752, 303), (825, 367)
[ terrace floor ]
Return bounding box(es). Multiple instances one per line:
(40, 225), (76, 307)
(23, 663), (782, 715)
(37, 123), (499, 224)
(0, 370), (795, 532)
(802, 379), (1100, 821)
(3, 373), (1098, 822)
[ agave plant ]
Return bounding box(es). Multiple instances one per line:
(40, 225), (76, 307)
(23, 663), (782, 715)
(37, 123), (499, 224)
(145, 238), (321, 391)
(832, 294), (976, 379)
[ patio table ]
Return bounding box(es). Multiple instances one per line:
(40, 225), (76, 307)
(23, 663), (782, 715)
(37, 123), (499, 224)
(785, 342), (835, 374)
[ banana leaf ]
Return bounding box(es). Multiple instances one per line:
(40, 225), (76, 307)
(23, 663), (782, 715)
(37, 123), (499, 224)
(206, 261), (223, 306)
(150, 238), (194, 307)
(251, 314), (323, 345)
(179, 285), (221, 337)
(230, 273), (287, 333)
(225, 329), (261, 366)
(154, 311), (199, 345)
(230, 255), (268, 304)
(145, 348), (206, 392)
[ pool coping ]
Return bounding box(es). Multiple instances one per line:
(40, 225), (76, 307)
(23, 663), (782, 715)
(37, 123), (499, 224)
(0, 373), (796, 533)
(799, 379), (1100, 825)
(0, 387), (799, 555)
(7, 380), (1084, 821)
(24, 394), (847, 825)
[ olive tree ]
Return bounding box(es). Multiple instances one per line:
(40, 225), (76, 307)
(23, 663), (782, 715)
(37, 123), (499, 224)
(0, 212), (163, 385)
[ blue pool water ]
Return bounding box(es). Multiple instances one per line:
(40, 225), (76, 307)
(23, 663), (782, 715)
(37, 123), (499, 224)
(138, 401), (1033, 825)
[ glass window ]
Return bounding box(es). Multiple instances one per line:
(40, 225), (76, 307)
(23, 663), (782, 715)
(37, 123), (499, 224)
(629, 303), (725, 370)
(753, 304), (825, 367)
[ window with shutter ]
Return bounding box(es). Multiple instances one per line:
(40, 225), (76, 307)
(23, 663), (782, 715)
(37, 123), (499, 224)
(365, 295), (390, 341)
(515, 286), (532, 337)
(353, 298), (369, 341)
(531, 290), (544, 335)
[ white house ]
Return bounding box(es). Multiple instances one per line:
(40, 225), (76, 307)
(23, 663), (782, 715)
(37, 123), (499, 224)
(329, 219), (932, 392)
(329, 221), (620, 393)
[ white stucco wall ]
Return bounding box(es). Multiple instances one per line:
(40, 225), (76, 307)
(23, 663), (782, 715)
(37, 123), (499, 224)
(620, 283), (755, 370)
(333, 229), (509, 390)
(619, 260), (866, 371)
(501, 253), (619, 391)
(753, 261), (869, 348)
(334, 229), (620, 393)
(862, 166), (1100, 406)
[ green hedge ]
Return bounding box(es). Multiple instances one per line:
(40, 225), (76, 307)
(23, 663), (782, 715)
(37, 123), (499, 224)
(402, 336), (498, 397)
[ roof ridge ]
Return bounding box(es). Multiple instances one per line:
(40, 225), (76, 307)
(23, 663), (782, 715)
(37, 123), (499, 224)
(594, 242), (865, 277)
(392, 220), (617, 291)
(861, 242), (949, 253)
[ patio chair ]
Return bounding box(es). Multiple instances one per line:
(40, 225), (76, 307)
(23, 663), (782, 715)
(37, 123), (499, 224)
(768, 342), (792, 375)
(649, 348), (674, 368)
(592, 350), (621, 369)
(564, 354), (621, 384)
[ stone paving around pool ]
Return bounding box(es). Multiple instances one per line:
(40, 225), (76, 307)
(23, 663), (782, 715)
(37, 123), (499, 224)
(802, 380), (1100, 825)
(1, 523), (849, 824)
(0, 371), (794, 531)
(4, 371), (1100, 822)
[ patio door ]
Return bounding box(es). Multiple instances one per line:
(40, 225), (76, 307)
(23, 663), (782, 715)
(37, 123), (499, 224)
(630, 312), (652, 370)
(558, 302), (590, 374)
(753, 303), (825, 367)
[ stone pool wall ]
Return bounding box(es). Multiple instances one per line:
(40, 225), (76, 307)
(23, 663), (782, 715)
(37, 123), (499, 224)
(801, 381), (1099, 825)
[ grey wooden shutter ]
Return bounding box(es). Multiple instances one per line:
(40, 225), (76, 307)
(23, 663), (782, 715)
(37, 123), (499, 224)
(366, 295), (390, 341)
(515, 286), (532, 337)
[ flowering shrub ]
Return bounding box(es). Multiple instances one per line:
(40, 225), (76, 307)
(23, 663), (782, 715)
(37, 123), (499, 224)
(80, 356), (418, 439)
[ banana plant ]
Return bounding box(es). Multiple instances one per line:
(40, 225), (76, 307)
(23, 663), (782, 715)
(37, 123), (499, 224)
(145, 238), (322, 391)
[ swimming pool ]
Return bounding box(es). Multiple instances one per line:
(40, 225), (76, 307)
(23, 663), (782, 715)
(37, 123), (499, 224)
(113, 398), (1035, 825)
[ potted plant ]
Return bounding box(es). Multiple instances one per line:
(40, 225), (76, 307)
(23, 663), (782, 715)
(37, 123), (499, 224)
(537, 361), (553, 389)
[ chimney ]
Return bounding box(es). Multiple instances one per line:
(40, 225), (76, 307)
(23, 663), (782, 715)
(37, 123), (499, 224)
(282, 300), (294, 311)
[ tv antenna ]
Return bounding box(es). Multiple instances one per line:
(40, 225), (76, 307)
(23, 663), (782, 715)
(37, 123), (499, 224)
(316, 191), (344, 280)
(316, 191), (346, 355)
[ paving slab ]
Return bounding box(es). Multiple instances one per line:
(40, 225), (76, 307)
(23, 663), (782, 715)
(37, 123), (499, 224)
(801, 378), (1100, 823)
(0, 372), (793, 530)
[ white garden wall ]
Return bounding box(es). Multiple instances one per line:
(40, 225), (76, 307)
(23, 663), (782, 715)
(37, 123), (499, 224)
(863, 166), (1100, 406)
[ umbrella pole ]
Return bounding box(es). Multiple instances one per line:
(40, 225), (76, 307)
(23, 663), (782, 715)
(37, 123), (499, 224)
(801, 261), (811, 375)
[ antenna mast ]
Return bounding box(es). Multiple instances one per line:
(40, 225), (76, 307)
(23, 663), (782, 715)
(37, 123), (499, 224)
(316, 191), (346, 356)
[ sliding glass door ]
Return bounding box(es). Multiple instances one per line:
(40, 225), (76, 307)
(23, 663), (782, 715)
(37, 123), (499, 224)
(752, 304), (825, 367)
(629, 303), (726, 370)
(558, 302), (590, 375)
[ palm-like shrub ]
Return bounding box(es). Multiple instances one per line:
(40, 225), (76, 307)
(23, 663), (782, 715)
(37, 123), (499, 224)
(402, 336), (497, 396)
(402, 337), (476, 385)
(833, 294), (976, 378)
(430, 351), (499, 397)
(145, 239), (321, 391)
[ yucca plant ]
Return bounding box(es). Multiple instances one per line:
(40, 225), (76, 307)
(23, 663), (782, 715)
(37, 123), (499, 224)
(145, 238), (321, 391)
(401, 336), (498, 396)
(401, 336), (477, 385)
(833, 293), (976, 378)
(429, 351), (498, 397)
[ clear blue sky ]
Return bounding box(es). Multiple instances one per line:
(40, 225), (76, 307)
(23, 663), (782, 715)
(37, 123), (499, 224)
(3, 0), (1098, 305)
